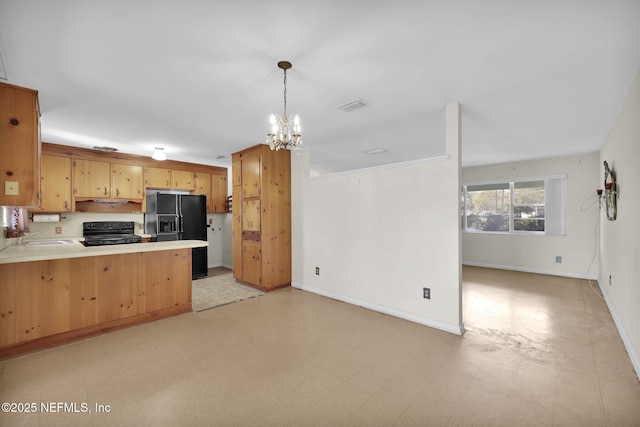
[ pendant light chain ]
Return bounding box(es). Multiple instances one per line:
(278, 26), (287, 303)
(283, 68), (288, 118)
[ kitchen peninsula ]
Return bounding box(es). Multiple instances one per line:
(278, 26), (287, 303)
(0, 239), (207, 358)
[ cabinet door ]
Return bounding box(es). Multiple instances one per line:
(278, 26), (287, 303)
(145, 167), (171, 189)
(232, 154), (241, 187)
(241, 150), (261, 198)
(0, 82), (40, 208)
(112, 163), (144, 200)
(40, 155), (71, 212)
(242, 199), (261, 232)
(211, 174), (228, 213)
(74, 159), (111, 198)
(242, 240), (262, 287)
(232, 186), (242, 281)
(195, 172), (211, 212)
(172, 170), (195, 191)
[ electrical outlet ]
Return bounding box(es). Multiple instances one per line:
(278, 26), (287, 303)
(609, 275), (612, 286)
(5, 181), (19, 196)
(315, 267), (320, 275)
(555, 256), (562, 263)
(423, 287), (431, 299)
(55, 227), (62, 234)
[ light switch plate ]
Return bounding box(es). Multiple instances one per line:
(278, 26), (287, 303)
(5, 181), (19, 196)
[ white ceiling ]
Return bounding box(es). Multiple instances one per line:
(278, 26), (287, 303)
(1, 1), (639, 172)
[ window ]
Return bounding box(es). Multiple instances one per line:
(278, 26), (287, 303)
(462, 176), (565, 235)
(513, 180), (545, 231)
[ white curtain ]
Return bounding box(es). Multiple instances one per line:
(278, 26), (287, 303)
(546, 177), (566, 236)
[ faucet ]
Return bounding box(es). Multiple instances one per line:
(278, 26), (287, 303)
(16, 232), (41, 246)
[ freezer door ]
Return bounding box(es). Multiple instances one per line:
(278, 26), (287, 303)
(157, 193), (178, 214)
(179, 195), (207, 241)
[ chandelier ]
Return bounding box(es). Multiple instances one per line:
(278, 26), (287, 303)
(266, 61), (302, 151)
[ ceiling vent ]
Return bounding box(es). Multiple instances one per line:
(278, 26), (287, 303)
(338, 99), (367, 112)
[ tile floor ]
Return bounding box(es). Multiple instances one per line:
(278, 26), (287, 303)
(191, 268), (263, 312)
(1, 266), (639, 426)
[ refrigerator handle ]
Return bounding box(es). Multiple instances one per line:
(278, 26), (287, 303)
(178, 196), (184, 238)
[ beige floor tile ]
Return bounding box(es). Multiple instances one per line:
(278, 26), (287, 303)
(1, 266), (639, 426)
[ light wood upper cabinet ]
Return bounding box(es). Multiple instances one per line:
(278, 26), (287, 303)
(212, 174), (228, 213)
(195, 172), (211, 212)
(172, 170), (195, 191)
(112, 163), (143, 200)
(74, 160), (143, 201)
(240, 150), (261, 198)
(232, 155), (241, 187)
(41, 142), (228, 213)
(40, 155), (71, 212)
(0, 82), (41, 208)
(145, 167), (171, 189)
(74, 159), (111, 198)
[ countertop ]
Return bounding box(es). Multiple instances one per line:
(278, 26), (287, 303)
(0, 239), (208, 264)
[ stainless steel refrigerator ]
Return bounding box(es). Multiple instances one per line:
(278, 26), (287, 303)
(145, 191), (208, 279)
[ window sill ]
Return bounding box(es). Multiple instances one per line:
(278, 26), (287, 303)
(462, 230), (547, 236)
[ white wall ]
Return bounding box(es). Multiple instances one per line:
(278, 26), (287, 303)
(599, 67), (640, 379)
(462, 153), (600, 278)
(292, 104), (463, 334)
(206, 213), (228, 268)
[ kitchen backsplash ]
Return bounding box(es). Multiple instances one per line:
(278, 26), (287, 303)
(26, 212), (145, 239)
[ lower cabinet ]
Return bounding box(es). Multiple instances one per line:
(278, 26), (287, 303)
(0, 249), (192, 354)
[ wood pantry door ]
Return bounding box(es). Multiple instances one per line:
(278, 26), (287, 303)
(241, 199), (261, 286)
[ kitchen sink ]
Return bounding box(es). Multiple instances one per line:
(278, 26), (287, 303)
(24, 239), (76, 246)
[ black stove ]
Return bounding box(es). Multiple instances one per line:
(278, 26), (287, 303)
(83, 221), (142, 246)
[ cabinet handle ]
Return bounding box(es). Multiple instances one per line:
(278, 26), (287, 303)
(104, 187), (108, 195)
(64, 201), (68, 210)
(9, 118), (19, 126)
(116, 189), (120, 196)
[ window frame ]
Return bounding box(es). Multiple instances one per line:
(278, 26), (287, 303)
(462, 175), (564, 236)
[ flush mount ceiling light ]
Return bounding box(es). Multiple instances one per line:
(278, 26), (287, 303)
(93, 146), (117, 152)
(266, 61), (302, 152)
(152, 147), (167, 161)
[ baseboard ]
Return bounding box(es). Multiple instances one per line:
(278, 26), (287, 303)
(597, 279), (640, 381)
(292, 282), (465, 336)
(208, 263), (233, 270)
(462, 261), (597, 280)
(207, 263), (233, 270)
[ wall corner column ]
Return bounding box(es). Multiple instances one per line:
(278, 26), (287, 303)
(446, 102), (464, 334)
